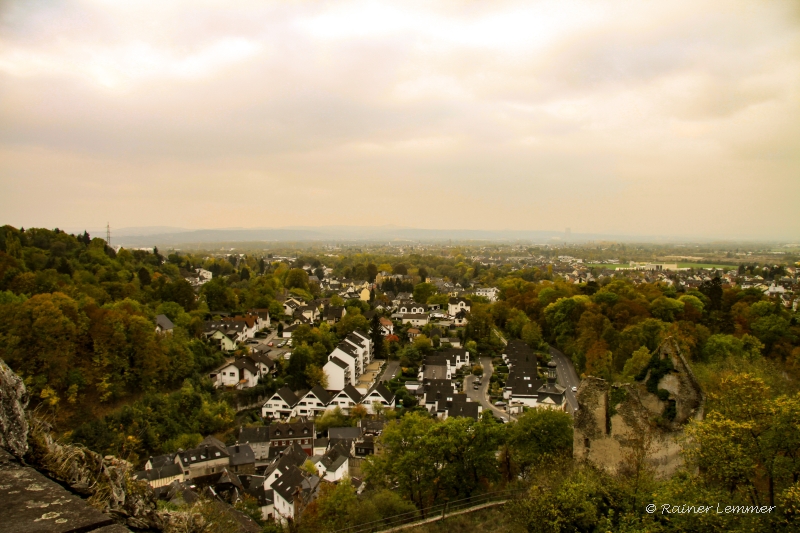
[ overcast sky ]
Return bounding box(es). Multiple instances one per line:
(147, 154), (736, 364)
(1, 0), (798, 240)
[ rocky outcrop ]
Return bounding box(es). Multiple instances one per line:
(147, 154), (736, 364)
(573, 337), (704, 477)
(26, 417), (161, 530)
(0, 358), (249, 533)
(0, 358), (29, 458)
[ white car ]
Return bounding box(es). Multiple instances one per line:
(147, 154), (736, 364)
(572, 386), (578, 392)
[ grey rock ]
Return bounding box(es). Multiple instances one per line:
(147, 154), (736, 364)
(0, 448), (116, 533)
(0, 358), (29, 458)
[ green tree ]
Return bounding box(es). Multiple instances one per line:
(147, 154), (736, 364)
(506, 408), (573, 476)
(285, 268), (310, 290)
(412, 283), (436, 304)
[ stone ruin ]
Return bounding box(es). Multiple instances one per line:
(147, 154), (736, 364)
(572, 337), (705, 477)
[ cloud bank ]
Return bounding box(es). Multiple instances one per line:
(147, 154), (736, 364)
(1, 0), (798, 239)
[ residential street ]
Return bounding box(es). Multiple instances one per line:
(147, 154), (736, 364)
(549, 346), (580, 413)
(464, 356), (513, 422)
(379, 360), (399, 382)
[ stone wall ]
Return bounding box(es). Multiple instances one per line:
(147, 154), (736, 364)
(572, 337), (704, 477)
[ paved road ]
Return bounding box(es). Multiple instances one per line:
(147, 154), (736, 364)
(379, 360), (400, 382)
(549, 346), (580, 413)
(464, 357), (513, 422)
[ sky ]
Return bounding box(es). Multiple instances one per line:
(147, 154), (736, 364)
(1, 0), (799, 240)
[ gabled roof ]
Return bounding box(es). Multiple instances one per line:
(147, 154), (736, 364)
(269, 421), (314, 439)
(329, 356), (350, 370)
(136, 463), (183, 481)
(328, 427), (363, 440)
(365, 382), (395, 403)
(156, 314), (175, 330)
(351, 329), (370, 342)
(305, 385), (333, 405)
(448, 402), (480, 420)
(239, 426), (271, 444)
(273, 386), (300, 407)
(177, 443), (229, 466)
(335, 342), (360, 357)
(271, 465), (318, 503)
(336, 384), (364, 403)
(230, 357), (259, 374)
(148, 453), (177, 469)
(226, 444), (256, 466)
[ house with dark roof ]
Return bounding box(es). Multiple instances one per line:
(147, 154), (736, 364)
(267, 421), (315, 456)
(324, 306), (346, 325)
(354, 435), (375, 457)
(531, 362), (567, 411)
(239, 474), (274, 521)
(135, 463), (184, 488)
(212, 356), (261, 389)
(145, 452), (177, 471)
(155, 314), (175, 334)
(329, 385), (364, 414)
(313, 444), (350, 482)
(446, 395), (482, 420)
(176, 443), (230, 479)
(294, 386), (333, 418)
(238, 426), (271, 460)
(226, 443), (256, 474)
(361, 382), (396, 414)
(272, 465), (320, 523)
(448, 297), (471, 318)
(263, 443), (309, 488)
(262, 386), (301, 419)
(401, 313), (429, 327)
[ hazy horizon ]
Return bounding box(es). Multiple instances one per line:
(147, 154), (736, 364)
(2, 1), (799, 240)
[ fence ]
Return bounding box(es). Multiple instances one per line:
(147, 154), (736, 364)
(328, 488), (525, 533)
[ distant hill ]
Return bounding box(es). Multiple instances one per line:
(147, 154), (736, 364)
(104, 225), (687, 247)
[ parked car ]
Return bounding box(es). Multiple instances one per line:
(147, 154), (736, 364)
(267, 342), (274, 347)
(473, 383), (480, 390)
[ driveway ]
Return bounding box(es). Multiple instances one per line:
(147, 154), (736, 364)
(464, 357), (513, 422)
(549, 346), (580, 413)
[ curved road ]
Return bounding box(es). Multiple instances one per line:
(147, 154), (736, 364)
(549, 346), (580, 413)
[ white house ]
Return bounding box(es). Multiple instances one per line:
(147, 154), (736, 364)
(271, 465), (319, 523)
(397, 302), (426, 314)
(360, 382), (396, 414)
(329, 385), (364, 415)
(378, 317), (394, 336)
(262, 387), (301, 419)
(475, 287), (499, 302)
(401, 313), (429, 327)
(212, 357), (260, 389)
(293, 386), (333, 418)
(313, 446), (350, 482)
(323, 357), (351, 391)
(448, 297), (471, 318)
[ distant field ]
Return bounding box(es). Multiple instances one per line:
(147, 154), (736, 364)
(677, 262), (735, 269)
(586, 263), (629, 269)
(586, 263), (734, 270)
